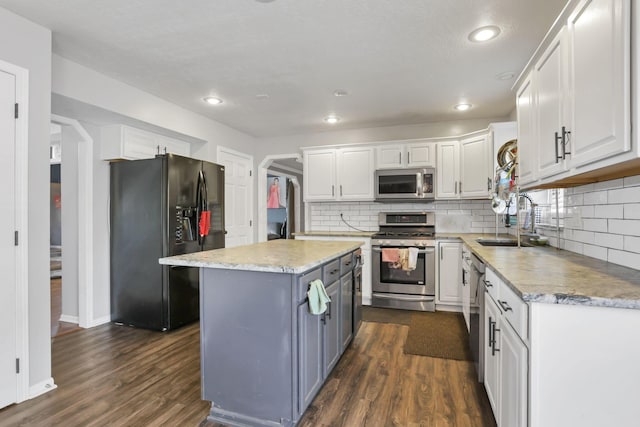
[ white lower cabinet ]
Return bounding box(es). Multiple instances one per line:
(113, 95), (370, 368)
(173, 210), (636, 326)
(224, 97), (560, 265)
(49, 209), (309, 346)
(484, 267), (528, 427)
(437, 242), (462, 305)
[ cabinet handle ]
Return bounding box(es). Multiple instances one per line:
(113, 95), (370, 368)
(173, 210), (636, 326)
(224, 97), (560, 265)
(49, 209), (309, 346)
(487, 177), (491, 191)
(163, 146), (167, 155)
(492, 325), (501, 356)
(157, 145), (161, 155)
(459, 182), (462, 193)
(440, 246), (443, 260)
(332, 185), (335, 197)
(399, 152), (402, 164)
(340, 185), (343, 196)
(483, 279), (493, 288)
(407, 152), (410, 164)
(498, 300), (513, 312)
(462, 269), (466, 285)
(321, 313), (326, 324)
(555, 131), (562, 162)
(561, 126), (571, 159)
(326, 301), (332, 319)
(488, 316), (494, 347)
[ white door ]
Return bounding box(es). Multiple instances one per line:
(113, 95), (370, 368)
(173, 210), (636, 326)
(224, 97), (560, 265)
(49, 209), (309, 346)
(568, 0), (631, 167)
(460, 134), (490, 198)
(303, 149), (336, 201)
(0, 69), (18, 409)
(535, 29), (567, 179)
(436, 141), (460, 199)
(336, 147), (374, 200)
(217, 147), (253, 248)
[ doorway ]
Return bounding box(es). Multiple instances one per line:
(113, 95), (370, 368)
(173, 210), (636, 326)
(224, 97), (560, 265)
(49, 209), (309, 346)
(258, 155), (303, 242)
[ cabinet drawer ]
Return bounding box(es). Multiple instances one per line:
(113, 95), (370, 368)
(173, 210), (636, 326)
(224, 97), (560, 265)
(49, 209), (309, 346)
(497, 283), (528, 341)
(297, 267), (322, 304)
(323, 260), (341, 285)
(484, 268), (500, 301)
(340, 253), (354, 274)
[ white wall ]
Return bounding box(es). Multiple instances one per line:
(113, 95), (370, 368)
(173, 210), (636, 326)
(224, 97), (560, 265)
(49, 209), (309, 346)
(253, 117), (510, 162)
(0, 7), (52, 391)
(60, 126), (79, 319)
(51, 55), (257, 161)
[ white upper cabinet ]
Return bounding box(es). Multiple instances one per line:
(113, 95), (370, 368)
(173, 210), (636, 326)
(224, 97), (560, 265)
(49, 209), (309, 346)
(336, 147), (375, 200)
(303, 146), (374, 202)
(375, 141), (436, 169)
(514, 0), (632, 188)
(535, 28), (568, 180)
(436, 140), (460, 199)
(304, 149), (337, 201)
(101, 125), (190, 161)
(460, 133), (491, 198)
(568, 0), (631, 167)
(516, 74), (537, 186)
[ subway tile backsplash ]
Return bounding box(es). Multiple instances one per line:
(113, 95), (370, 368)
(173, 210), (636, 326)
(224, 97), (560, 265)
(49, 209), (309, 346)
(532, 174), (640, 270)
(308, 200), (498, 233)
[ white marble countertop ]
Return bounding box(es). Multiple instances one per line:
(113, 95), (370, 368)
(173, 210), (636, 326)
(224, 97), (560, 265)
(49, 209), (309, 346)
(447, 233), (640, 310)
(293, 231), (376, 237)
(159, 239), (363, 274)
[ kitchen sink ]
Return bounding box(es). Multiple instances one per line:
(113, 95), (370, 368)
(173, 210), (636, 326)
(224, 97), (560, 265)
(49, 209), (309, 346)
(476, 238), (532, 247)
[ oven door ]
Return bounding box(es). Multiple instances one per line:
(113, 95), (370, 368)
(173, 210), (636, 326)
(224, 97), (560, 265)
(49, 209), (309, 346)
(372, 246), (436, 295)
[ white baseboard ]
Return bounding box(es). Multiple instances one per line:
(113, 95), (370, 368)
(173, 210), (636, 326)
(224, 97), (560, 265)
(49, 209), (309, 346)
(59, 314), (79, 324)
(87, 315), (111, 328)
(29, 377), (57, 399)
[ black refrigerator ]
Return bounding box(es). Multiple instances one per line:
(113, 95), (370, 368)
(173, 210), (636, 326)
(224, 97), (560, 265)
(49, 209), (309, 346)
(110, 154), (225, 331)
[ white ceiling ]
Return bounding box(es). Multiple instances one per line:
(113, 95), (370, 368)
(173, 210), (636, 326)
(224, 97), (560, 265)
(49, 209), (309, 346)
(0, 0), (565, 137)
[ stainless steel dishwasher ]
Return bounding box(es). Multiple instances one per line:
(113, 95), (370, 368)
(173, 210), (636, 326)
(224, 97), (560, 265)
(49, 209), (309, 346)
(469, 253), (485, 382)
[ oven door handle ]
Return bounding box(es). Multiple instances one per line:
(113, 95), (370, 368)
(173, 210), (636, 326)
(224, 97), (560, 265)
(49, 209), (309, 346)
(372, 293), (434, 301)
(372, 247), (434, 254)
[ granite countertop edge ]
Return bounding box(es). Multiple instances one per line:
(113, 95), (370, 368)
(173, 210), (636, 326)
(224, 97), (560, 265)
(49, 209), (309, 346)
(159, 240), (363, 274)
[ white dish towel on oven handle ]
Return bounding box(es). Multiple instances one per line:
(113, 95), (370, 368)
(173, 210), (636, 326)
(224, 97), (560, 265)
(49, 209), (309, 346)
(407, 247), (419, 271)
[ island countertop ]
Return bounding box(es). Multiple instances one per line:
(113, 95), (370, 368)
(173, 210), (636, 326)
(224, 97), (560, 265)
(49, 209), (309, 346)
(159, 239), (363, 274)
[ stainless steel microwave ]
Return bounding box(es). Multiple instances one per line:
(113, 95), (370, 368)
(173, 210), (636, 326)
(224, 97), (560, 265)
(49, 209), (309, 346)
(375, 168), (435, 202)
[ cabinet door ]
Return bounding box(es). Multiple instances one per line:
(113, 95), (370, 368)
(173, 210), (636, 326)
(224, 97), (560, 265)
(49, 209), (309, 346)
(323, 281), (341, 377)
(436, 141), (460, 199)
(460, 134), (490, 198)
(535, 28), (568, 179)
(437, 242), (462, 304)
(484, 294), (501, 419)
(500, 323), (528, 427)
(297, 302), (323, 414)
(376, 145), (404, 169)
(406, 142), (436, 167)
(337, 147), (374, 200)
(516, 74), (537, 186)
(567, 0), (631, 167)
(340, 273), (353, 352)
(159, 135), (190, 157)
(303, 149), (336, 201)
(122, 126), (158, 159)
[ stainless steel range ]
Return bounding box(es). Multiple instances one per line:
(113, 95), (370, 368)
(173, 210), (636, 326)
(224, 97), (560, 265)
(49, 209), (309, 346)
(371, 212), (436, 311)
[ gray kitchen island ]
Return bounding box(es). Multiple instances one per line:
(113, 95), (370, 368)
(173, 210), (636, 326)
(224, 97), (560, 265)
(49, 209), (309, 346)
(159, 239), (363, 427)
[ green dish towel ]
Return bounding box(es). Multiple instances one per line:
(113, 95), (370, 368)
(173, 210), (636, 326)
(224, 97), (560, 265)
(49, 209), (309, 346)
(307, 279), (331, 315)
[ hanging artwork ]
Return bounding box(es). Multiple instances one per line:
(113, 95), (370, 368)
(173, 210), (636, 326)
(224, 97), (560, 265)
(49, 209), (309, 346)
(267, 176), (287, 209)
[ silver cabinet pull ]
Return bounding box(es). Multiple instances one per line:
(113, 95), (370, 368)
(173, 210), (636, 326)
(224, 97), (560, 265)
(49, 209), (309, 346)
(407, 152), (410, 164)
(487, 177), (491, 191)
(398, 152), (402, 164)
(332, 185), (335, 196)
(340, 185), (343, 196)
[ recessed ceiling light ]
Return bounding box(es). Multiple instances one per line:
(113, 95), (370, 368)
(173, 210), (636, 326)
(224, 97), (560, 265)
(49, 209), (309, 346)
(468, 25), (501, 42)
(324, 115), (340, 124)
(255, 94), (270, 99)
(203, 96), (223, 105)
(454, 103), (472, 111)
(496, 71), (516, 81)
(255, 0), (275, 3)
(333, 90), (349, 97)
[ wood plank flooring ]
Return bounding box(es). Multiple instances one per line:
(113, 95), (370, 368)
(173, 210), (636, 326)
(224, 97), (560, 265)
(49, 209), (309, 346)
(0, 320), (495, 427)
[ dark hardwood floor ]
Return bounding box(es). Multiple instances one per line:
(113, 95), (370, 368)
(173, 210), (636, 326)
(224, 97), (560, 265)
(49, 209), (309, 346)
(0, 320), (495, 427)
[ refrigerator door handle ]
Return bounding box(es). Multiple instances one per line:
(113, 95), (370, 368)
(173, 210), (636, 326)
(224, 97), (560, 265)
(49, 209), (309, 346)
(197, 170), (211, 245)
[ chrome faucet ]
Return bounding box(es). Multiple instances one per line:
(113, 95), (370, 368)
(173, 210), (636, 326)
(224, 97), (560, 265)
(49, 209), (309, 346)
(519, 193), (537, 234)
